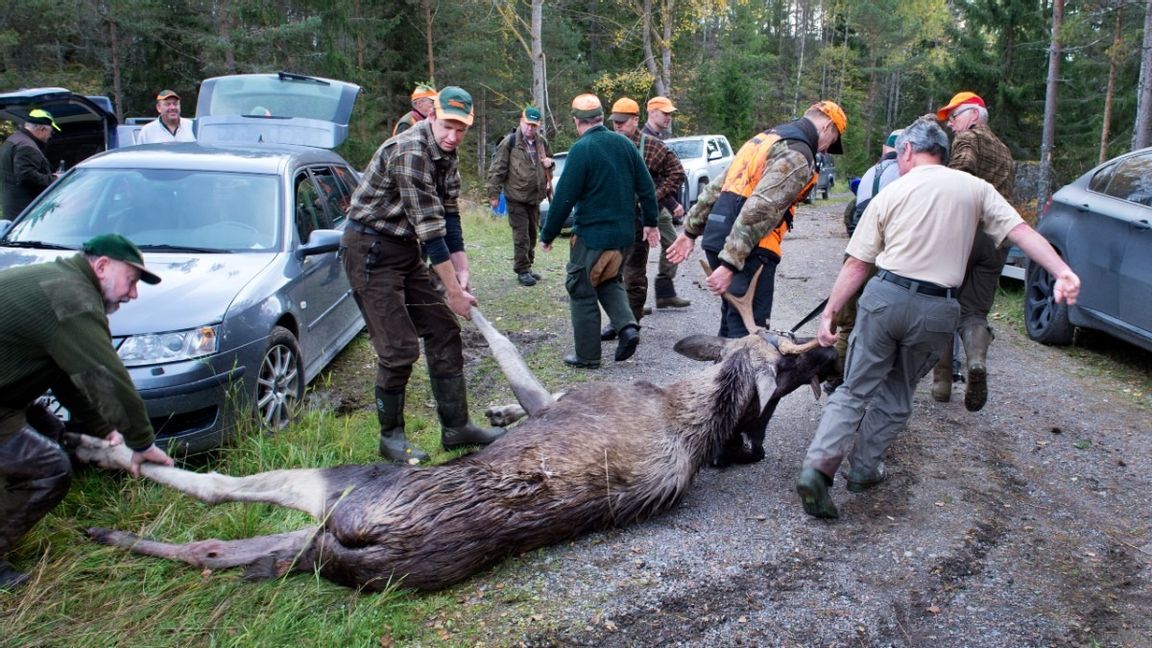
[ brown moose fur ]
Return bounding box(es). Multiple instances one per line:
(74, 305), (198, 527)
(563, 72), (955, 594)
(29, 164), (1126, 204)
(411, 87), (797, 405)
(77, 317), (836, 592)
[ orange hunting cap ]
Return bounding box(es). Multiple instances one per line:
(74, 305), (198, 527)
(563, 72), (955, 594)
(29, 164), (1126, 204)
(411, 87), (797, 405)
(812, 100), (847, 154)
(571, 93), (603, 119)
(410, 83), (438, 101)
(647, 96), (677, 113)
(610, 97), (640, 121)
(936, 91), (985, 121)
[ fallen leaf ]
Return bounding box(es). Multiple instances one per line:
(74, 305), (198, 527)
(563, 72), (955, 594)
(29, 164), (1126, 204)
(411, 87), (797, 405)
(935, 501), (946, 507)
(927, 605), (941, 614)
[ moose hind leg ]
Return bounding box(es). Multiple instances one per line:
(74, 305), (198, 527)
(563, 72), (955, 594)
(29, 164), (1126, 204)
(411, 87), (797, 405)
(86, 526), (320, 581)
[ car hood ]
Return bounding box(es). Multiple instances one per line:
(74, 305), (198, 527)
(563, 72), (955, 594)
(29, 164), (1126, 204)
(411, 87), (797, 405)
(0, 248), (278, 335)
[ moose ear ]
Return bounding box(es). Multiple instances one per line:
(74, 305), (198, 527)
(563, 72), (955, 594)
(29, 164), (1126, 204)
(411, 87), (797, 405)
(673, 334), (730, 361)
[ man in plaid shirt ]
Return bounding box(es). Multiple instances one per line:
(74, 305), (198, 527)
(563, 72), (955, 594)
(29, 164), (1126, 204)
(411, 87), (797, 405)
(604, 96), (686, 339)
(341, 86), (504, 464)
(931, 91), (1016, 412)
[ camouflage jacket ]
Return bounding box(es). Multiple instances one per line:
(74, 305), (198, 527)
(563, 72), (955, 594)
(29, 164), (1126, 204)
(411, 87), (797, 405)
(684, 135), (814, 270)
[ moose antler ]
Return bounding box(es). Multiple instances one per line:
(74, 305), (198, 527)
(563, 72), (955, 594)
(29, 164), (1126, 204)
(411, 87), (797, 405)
(698, 260), (820, 355)
(699, 259), (764, 335)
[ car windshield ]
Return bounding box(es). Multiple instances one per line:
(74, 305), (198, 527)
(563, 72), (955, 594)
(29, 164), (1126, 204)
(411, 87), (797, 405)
(5, 168), (281, 252)
(667, 140), (703, 159)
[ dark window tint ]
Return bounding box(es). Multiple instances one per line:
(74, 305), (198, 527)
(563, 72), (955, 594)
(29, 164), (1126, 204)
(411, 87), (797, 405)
(1098, 153), (1152, 207)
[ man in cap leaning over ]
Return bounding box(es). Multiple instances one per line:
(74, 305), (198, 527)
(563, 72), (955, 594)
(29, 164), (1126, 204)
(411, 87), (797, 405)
(539, 93), (659, 369)
(930, 91), (1015, 412)
(485, 106), (555, 286)
(0, 109), (59, 218)
(667, 101), (847, 338)
(137, 89), (196, 144)
(343, 86), (505, 464)
(0, 234), (174, 589)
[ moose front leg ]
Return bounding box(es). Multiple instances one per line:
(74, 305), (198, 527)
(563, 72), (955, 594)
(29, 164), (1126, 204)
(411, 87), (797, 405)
(67, 434), (333, 518)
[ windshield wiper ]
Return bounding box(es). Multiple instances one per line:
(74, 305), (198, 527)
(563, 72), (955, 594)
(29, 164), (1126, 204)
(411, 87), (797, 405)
(1, 240), (76, 250)
(136, 244), (230, 253)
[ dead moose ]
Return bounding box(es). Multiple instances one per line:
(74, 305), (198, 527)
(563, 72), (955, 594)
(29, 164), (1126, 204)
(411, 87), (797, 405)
(75, 274), (839, 592)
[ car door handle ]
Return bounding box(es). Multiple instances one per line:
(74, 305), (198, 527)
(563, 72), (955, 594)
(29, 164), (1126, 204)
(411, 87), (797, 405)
(1134, 219), (1151, 230)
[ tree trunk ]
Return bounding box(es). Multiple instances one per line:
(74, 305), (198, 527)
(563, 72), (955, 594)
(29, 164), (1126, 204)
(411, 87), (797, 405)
(424, 0), (436, 82)
(1099, 7), (1121, 164)
(107, 12), (123, 123)
(660, 0), (673, 94)
(531, 0), (546, 132)
(1038, 0), (1064, 209)
(1132, 0), (1152, 149)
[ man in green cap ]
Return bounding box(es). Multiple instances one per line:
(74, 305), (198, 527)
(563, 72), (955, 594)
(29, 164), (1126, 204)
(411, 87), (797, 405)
(0, 109), (59, 218)
(344, 86), (505, 464)
(0, 233), (174, 589)
(485, 105), (555, 286)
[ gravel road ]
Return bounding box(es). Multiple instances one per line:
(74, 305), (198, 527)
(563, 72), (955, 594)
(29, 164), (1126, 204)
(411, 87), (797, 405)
(419, 199), (1151, 647)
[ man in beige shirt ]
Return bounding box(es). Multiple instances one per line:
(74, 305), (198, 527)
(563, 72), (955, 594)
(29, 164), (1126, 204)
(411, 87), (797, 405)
(794, 117), (1080, 519)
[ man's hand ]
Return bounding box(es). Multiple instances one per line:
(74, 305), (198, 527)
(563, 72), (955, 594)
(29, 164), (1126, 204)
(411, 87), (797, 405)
(706, 265), (733, 295)
(456, 269), (471, 293)
(817, 311), (838, 347)
(541, 241), (553, 252)
(489, 197), (499, 209)
(542, 156), (553, 168)
(643, 226), (659, 247)
(104, 430), (124, 446)
(447, 290), (478, 319)
(665, 233), (695, 264)
(1054, 270), (1081, 305)
(130, 444), (174, 477)
(672, 204), (685, 219)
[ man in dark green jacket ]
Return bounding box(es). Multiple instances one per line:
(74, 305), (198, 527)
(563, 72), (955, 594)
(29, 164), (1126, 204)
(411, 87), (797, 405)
(0, 234), (173, 589)
(540, 94), (659, 369)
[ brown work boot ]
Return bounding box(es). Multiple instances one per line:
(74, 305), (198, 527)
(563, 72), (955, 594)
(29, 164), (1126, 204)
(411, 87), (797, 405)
(931, 345), (952, 402)
(656, 296), (691, 308)
(962, 325), (994, 412)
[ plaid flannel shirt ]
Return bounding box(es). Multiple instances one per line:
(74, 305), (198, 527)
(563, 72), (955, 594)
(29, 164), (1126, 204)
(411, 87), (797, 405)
(950, 122), (1014, 201)
(624, 130), (686, 212)
(347, 120), (460, 242)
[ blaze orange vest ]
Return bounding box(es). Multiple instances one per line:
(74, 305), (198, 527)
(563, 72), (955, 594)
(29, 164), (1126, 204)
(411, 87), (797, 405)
(703, 131), (816, 259)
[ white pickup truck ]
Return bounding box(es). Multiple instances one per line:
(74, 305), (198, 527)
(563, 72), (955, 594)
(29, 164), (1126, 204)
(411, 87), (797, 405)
(665, 134), (734, 207)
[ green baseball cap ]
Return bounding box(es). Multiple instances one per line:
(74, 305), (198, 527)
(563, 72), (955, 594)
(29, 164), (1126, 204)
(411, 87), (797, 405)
(82, 234), (161, 285)
(522, 106), (542, 125)
(26, 109), (60, 131)
(434, 86), (474, 126)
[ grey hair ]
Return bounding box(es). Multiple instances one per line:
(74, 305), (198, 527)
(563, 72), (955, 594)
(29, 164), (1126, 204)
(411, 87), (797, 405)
(971, 105), (989, 122)
(895, 116), (950, 165)
(575, 115), (604, 127)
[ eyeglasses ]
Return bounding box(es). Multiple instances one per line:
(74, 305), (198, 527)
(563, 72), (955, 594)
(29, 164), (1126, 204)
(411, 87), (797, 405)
(947, 107), (975, 123)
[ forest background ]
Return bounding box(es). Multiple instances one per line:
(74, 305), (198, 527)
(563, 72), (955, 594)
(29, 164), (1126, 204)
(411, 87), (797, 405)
(1, 0), (1150, 199)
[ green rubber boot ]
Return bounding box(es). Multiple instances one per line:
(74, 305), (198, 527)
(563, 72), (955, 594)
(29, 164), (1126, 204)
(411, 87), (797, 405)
(375, 388), (428, 465)
(429, 375), (506, 451)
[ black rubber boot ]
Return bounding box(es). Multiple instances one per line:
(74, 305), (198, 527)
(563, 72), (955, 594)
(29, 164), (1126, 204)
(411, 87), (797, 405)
(0, 560), (28, 591)
(375, 388), (428, 464)
(429, 375), (506, 451)
(961, 324), (994, 412)
(0, 427), (74, 562)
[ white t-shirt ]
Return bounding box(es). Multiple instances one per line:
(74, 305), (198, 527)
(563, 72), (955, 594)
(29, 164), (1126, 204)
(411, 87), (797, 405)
(136, 117), (196, 144)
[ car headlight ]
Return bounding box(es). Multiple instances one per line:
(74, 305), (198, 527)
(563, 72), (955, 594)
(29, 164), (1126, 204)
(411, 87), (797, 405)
(118, 326), (220, 367)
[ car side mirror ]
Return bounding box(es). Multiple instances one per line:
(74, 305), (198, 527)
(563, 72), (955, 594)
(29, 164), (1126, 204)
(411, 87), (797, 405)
(0, 220), (11, 238)
(297, 228), (342, 258)
(707, 150), (722, 161)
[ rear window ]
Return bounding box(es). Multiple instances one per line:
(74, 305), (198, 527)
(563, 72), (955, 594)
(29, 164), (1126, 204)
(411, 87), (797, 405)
(201, 75), (347, 123)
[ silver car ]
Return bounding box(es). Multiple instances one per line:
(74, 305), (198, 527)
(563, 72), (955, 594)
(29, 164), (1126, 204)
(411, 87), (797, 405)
(1025, 146), (1152, 352)
(0, 72), (365, 454)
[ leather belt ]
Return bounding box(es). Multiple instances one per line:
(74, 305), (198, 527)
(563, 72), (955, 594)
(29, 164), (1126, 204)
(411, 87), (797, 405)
(877, 269), (955, 299)
(345, 220), (382, 236)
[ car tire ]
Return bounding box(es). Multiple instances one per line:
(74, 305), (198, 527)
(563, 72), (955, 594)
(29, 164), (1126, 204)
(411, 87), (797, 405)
(255, 325), (304, 429)
(1024, 260), (1074, 346)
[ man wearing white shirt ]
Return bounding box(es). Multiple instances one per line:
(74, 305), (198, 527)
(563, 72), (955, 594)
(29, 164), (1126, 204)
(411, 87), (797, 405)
(136, 89), (195, 144)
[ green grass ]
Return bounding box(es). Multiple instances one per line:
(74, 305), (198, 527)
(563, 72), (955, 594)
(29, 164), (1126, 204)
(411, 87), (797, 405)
(0, 205), (585, 647)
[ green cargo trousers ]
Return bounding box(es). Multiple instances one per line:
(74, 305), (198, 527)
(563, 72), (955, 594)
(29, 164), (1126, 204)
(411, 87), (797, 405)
(565, 236), (636, 363)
